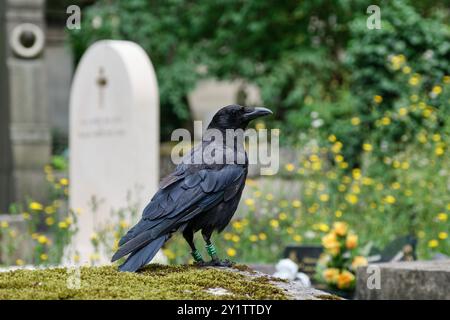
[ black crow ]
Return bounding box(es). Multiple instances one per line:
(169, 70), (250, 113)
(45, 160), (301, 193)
(111, 105), (272, 272)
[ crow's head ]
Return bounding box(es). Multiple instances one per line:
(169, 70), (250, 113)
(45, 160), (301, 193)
(208, 105), (272, 131)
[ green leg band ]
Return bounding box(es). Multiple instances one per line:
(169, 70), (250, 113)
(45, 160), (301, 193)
(191, 249), (203, 262)
(205, 243), (218, 258)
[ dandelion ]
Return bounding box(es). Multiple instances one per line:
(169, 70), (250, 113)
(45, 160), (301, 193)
(1, 221), (8, 228)
(37, 235), (48, 244)
(29, 202), (43, 211)
(398, 107), (408, 116)
(249, 235), (258, 242)
(351, 117), (360, 126)
(59, 178), (69, 186)
(381, 116), (391, 126)
(223, 232), (233, 240)
(292, 200), (301, 208)
(384, 195), (396, 204)
(328, 134), (337, 142)
(331, 141), (343, 153)
(345, 194), (358, 205)
(244, 198), (255, 206)
(279, 212), (287, 220)
(428, 239), (439, 248)
(286, 227), (294, 234)
(226, 248), (236, 257)
(373, 95), (383, 104)
(319, 194), (329, 202)
(119, 220), (129, 229)
(58, 221), (68, 229)
(40, 254), (48, 261)
(258, 233), (267, 240)
(232, 221), (243, 230)
(318, 223), (329, 232)
(435, 147), (444, 156)
(437, 213), (448, 222)
(335, 210), (343, 218)
(44, 206), (55, 214)
(410, 94), (419, 102)
(22, 212), (30, 220)
(431, 85), (442, 95)
(163, 249), (176, 260)
(402, 66), (411, 74)
(293, 234), (302, 242)
(269, 219), (279, 229)
(438, 232), (448, 240)
(16, 259), (24, 266)
(363, 143), (373, 152)
(231, 235), (240, 243)
(432, 134), (441, 142)
(408, 74), (420, 86)
(285, 163), (295, 172)
(90, 232), (99, 241)
(443, 75), (450, 84)
(265, 193), (274, 201)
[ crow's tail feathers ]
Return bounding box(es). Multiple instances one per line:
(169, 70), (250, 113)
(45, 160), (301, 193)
(118, 235), (168, 272)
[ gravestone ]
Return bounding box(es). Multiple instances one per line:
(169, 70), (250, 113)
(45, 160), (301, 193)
(356, 260), (450, 299)
(0, 0), (50, 211)
(69, 40), (159, 264)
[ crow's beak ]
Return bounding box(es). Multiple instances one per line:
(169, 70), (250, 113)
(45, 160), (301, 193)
(243, 107), (273, 121)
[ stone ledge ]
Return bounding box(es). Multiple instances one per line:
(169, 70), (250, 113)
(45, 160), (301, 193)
(0, 264), (338, 300)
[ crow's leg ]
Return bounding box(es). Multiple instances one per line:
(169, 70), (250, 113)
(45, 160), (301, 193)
(201, 229), (234, 267)
(183, 228), (204, 263)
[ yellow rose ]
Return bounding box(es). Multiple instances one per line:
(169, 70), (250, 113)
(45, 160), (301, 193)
(333, 222), (348, 236)
(322, 268), (340, 284)
(351, 256), (368, 269)
(346, 234), (358, 249)
(337, 270), (355, 289)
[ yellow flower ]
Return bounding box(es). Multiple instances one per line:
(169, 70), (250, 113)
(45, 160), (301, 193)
(22, 212), (31, 220)
(335, 154), (344, 163)
(269, 219), (279, 229)
(58, 221), (68, 229)
(432, 85), (442, 95)
(265, 193), (274, 201)
(119, 220), (129, 229)
(333, 222), (348, 236)
(293, 234), (302, 242)
(59, 178), (69, 186)
(223, 232), (233, 240)
(346, 234), (358, 249)
(398, 107), (408, 116)
(244, 198), (255, 206)
(402, 66), (411, 74)
(279, 212), (287, 220)
(255, 121), (266, 130)
(363, 143), (373, 152)
(428, 239), (439, 248)
(408, 74), (420, 86)
(226, 248), (236, 257)
(438, 232), (448, 240)
(345, 194), (358, 205)
(44, 206), (55, 214)
(435, 147), (444, 156)
(37, 235), (48, 244)
(335, 210), (343, 218)
(163, 249), (176, 260)
(45, 217), (54, 226)
(285, 163), (295, 172)
(292, 200), (301, 208)
(432, 134), (441, 142)
(232, 220), (243, 230)
(29, 202), (43, 211)
(231, 235), (240, 243)
(384, 195), (396, 204)
(391, 182), (401, 190)
(249, 234), (258, 242)
(253, 190), (262, 198)
(322, 268), (340, 284)
(89, 253), (100, 262)
(437, 213), (448, 222)
(322, 232), (338, 248)
(352, 256), (368, 269)
(318, 223), (329, 232)
(319, 194), (329, 202)
(331, 141), (343, 153)
(90, 232), (99, 241)
(381, 116), (391, 126)
(16, 259), (24, 266)
(258, 233), (267, 240)
(351, 117), (361, 126)
(1, 221), (9, 228)
(337, 270), (355, 289)
(328, 134), (337, 142)
(9, 230), (17, 238)
(373, 95), (383, 104)
(40, 253), (48, 261)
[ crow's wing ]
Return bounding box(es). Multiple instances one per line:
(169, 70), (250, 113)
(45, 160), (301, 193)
(111, 164), (246, 262)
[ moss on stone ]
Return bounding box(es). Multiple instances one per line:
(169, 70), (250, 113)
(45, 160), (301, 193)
(0, 264), (288, 300)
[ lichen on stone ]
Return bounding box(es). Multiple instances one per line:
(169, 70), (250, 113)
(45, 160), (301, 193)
(0, 264), (288, 300)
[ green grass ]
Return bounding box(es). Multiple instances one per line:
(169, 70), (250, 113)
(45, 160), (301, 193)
(0, 264), (288, 300)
